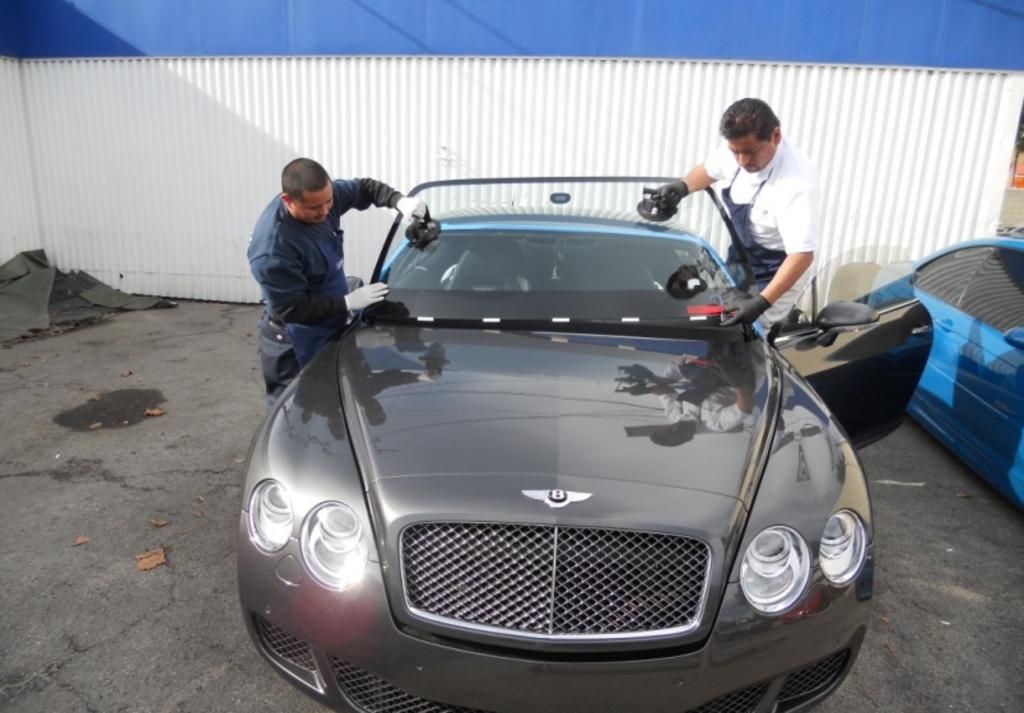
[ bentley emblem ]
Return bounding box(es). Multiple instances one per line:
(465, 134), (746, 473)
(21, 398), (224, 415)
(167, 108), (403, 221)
(522, 489), (593, 509)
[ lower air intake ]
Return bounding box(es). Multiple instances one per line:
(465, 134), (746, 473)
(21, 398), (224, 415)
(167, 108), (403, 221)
(331, 657), (493, 713)
(778, 650), (850, 704)
(331, 657), (766, 713)
(254, 615), (316, 672)
(690, 684), (767, 713)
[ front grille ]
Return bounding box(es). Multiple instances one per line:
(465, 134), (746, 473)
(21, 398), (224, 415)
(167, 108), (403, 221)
(254, 616), (317, 672)
(688, 684), (767, 713)
(331, 657), (494, 713)
(401, 522), (710, 638)
(778, 650), (850, 703)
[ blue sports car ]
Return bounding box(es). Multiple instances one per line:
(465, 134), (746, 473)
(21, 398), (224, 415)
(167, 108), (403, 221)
(906, 238), (1024, 509)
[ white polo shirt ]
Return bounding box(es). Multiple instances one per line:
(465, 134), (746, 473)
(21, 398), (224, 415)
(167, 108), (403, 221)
(703, 137), (822, 321)
(704, 137), (821, 254)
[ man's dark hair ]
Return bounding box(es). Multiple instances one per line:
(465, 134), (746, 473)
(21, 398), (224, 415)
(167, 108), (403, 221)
(281, 158), (330, 199)
(719, 98), (780, 141)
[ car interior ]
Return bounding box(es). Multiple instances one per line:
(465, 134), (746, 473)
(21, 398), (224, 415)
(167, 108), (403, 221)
(387, 229), (722, 296)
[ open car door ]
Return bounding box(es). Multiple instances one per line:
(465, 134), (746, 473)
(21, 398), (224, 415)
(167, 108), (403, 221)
(703, 187), (933, 450)
(774, 273), (933, 449)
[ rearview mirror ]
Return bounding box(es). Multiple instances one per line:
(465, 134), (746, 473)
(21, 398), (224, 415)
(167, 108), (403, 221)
(1004, 326), (1024, 350)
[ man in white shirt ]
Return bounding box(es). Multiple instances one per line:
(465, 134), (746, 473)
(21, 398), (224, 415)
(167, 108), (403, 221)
(616, 342), (761, 446)
(654, 98), (821, 326)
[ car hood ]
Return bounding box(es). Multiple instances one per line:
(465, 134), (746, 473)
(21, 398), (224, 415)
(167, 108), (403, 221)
(334, 324), (777, 650)
(338, 325), (772, 505)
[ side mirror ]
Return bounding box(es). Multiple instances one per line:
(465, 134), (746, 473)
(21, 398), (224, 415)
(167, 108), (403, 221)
(1004, 326), (1024, 350)
(813, 301), (879, 347)
(816, 301), (879, 330)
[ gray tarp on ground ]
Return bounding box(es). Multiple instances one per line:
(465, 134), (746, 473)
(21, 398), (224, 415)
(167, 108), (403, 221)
(0, 250), (175, 342)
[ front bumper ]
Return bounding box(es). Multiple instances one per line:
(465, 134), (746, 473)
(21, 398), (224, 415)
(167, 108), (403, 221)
(238, 517), (871, 713)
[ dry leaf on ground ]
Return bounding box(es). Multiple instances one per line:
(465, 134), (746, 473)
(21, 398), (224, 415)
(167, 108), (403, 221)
(72, 535), (91, 546)
(87, 394), (102, 401)
(880, 616), (892, 625)
(19, 361), (32, 367)
(135, 548), (167, 571)
(149, 517), (169, 528)
(144, 407), (165, 417)
(192, 509), (204, 518)
(884, 643), (897, 655)
(88, 422), (103, 430)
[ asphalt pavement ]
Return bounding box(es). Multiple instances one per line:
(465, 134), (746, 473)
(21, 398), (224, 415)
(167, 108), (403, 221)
(0, 302), (1021, 713)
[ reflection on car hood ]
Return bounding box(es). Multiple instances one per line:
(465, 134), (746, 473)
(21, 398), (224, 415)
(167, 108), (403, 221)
(338, 325), (771, 502)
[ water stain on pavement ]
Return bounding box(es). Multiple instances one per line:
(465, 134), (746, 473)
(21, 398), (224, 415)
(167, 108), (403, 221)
(54, 389), (166, 431)
(50, 457), (115, 483)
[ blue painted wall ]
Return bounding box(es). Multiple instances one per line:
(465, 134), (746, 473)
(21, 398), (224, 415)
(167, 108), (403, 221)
(8, 0), (1024, 70)
(0, 0), (20, 58)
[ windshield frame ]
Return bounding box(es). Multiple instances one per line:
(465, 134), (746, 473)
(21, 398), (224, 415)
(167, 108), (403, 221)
(367, 176), (756, 335)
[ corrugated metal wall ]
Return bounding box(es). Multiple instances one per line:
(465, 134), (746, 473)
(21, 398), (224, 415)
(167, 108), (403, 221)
(8, 56), (1024, 303)
(0, 58), (41, 261)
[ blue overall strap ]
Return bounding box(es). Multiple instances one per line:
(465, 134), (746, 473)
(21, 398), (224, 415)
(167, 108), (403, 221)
(722, 168), (787, 289)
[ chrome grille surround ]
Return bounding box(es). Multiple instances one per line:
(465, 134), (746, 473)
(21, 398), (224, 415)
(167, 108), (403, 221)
(400, 522), (711, 641)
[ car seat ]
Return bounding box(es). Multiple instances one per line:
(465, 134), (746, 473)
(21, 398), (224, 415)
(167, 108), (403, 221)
(445, 241), (530, 291)
(579, 242), (658, 291)
(826, 262), (882, 304)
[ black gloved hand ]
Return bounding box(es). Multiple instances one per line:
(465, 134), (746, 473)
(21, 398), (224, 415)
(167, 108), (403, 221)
(720, 294), (771, 327)
(654, 180), (689, 209)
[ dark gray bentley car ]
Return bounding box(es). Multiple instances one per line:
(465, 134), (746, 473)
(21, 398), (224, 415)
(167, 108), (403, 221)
(238, 178), (932, 713)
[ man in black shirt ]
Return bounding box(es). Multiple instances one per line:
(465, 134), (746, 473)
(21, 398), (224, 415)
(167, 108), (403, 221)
(247, 158), (426, 404)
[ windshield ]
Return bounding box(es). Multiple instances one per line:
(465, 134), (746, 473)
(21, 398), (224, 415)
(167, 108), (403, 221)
(373, 178), (741, 326)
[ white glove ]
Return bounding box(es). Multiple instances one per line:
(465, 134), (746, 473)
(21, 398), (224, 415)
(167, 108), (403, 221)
(345, 282), (389, 311)
(396, 196), (427, 220)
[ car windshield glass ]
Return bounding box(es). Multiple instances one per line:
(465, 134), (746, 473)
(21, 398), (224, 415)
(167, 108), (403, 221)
(375, 178), (739, 325)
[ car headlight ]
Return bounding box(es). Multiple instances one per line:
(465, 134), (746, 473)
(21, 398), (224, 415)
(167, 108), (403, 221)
(248, 479), (293, 553)
(819, 510), (867, 585)
(740, 526), (811, 614)
(300, 502), (369, 591)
